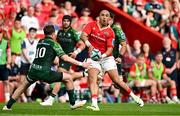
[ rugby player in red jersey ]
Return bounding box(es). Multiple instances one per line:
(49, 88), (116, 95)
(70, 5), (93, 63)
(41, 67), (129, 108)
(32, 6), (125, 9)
(80, 10), (144, 111)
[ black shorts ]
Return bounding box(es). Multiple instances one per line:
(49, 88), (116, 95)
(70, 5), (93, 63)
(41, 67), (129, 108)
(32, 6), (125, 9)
(20, 62), (30, 75)
(27, 67), (63, 84)
(0, 65), (9, 81)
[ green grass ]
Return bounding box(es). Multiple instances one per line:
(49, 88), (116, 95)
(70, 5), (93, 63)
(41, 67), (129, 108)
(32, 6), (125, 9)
(0, 103), (180, 116)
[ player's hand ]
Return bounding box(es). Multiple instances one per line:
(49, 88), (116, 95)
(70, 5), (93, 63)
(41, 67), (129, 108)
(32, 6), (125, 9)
(166, 68), (172, 74)
(69, 52), (77, 59)
(6, 64), (11, 69)
(115, 57), (122, 64)
(82, 62), (90, 68)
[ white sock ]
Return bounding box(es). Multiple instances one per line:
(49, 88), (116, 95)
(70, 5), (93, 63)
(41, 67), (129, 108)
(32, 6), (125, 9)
(172, 96), (178, 100)
(129, 92), (136, 98)
(92, 97), (98, 107)
(49, 96), (55, 101)
(27, 83), (36, 95)
(5, 93), (10, 102)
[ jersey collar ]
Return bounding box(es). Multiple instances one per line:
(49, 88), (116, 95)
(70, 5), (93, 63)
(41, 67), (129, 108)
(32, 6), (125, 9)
(96, 21), (110, 31)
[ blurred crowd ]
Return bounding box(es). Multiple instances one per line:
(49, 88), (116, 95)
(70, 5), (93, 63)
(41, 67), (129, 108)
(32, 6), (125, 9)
(0, 0), (180, 104)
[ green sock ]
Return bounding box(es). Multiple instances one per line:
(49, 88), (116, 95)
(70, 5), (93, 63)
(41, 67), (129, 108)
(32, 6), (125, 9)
(50, 93), (56, 98)
(67, 89), (75, 105)
(6, 98), (16, 109)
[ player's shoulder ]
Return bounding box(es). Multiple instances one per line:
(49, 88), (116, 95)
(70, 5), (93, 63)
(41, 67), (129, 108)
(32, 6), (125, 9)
(70, 28), (78, 33)
(86, 21), (97, 26)
(107, 27), (115, 36)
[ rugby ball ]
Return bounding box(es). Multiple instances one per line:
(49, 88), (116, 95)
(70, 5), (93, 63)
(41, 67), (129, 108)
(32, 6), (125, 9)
(91, 49), (101, 61)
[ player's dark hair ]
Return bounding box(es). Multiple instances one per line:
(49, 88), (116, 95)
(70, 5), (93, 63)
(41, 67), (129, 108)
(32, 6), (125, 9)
(136, 53), (144, 58)
(156, 51), (162, 56)
(110, 12), (115, 20)
(43, 25), (55, 36)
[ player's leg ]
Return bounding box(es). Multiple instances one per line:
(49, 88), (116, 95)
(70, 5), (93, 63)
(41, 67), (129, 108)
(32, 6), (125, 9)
(86, 59), (101, 111)
(103, 56), (144, 106)
(1, 66), (10, 102)
(62, 72), (86, 109)
(3, 75), (32, 110)
(86, 68), (100, 110)
(40, 82), (61, 106)
(137, 80), (157, 102)
(168, 80), (180, 103)
(40, 67), (67, 106)
(156, 80), (166, 102)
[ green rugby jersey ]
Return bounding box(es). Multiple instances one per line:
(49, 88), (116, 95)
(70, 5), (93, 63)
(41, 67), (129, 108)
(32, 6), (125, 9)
(0, 38), (8, 65)
(57, 28), (79, 54)
(151, 61), (164, 80)
(112, 24), (126, 58)
(32, 37), (65, 70)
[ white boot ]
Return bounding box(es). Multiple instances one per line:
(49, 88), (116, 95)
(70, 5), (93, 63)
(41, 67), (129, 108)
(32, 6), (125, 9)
(130, 92), (144, 107)
(40, 96), (55, 106)
(172, 96), (180, 104)
(2, 106), (12, 110)
(70, 100), (87, 109)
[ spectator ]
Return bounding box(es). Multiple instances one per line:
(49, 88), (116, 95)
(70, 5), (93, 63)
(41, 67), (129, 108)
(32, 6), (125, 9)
(148, 52), (180, 104)
(8, 54), (27, 102)
(8, 18), (26, 55)
(144, 0), (163, 23)
(75, 8), (93, 32)
(4, 7), (17, 29)
(152, 0), (171, 34)
(7, 18), (26, 67)
(131, 39), (142, 58)
(123, 0), (135, 15)
(161, 37), (177, 85)
(128, 53), (157, 102)
(50, 7), (64, 28)
(34, 3), (48, 29)
(171, 0), (180, 17)
(132, 1), (146, 22)
(142, 43), (154, 65)
(45, 14), (60, 31)
(41, 0), (54, 18)
(21, 6), (39, 32)
(16, 1), (28, 20)
(20, 27), (39, 80)
(20, 27), (39, 102)
(169, 15), (179, 43)
(145, 10), (159, 31)
(0, 29), (11, 102)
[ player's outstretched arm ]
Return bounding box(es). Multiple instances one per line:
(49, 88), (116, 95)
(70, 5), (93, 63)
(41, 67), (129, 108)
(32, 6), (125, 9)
(80, 32), (94, 54)
(60, 54), (89, 68)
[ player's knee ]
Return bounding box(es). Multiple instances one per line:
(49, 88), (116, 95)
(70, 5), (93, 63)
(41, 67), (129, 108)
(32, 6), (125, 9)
(157, 80), (161, 85)
(170, 80), (176, 86)
(151, 80), (157, 86)
(88, 76), (97, 84)
(62, 73), (72, 81)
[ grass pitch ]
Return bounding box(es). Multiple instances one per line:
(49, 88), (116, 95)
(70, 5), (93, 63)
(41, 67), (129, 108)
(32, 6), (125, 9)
(0, 103), (180, 116)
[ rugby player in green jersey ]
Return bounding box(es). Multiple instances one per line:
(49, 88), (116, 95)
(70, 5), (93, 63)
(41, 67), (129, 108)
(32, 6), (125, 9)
(40, 15), (87, 106)
(110, 14), (127, 103)
(3, 25), (89, 110)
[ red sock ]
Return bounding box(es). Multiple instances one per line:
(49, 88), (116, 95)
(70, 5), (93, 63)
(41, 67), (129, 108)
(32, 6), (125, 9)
(170, 88), (177, 97)
(92, 94), (98, 99)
